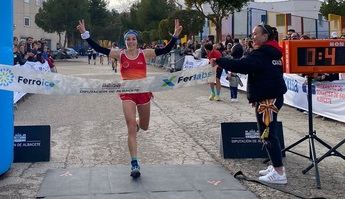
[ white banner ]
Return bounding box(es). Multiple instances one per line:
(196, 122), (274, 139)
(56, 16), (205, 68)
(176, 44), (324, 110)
(0, 64), (215, 95)
(221, 72), (345, 123)
(283, 74), (345, 122)
(12, 61), (50, 103)
(182, 55), (209, 70)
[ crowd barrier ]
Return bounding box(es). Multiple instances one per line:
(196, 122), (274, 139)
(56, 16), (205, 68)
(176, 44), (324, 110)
(148, 49), (188, 72)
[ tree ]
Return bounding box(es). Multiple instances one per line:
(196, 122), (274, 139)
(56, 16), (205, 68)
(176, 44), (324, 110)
(88, 0), (111, 40)
(102, 9), (123, 44)
(35, 0), (89, 48)
(124, 0), (177, 31)
(320, 0), (345, 20)
(158, 19), (170, 40)
(167, 9), (205, 40)
(137, 0), (176, 31)
(185, 0), (250, 42)
(118, 0), (177, 45)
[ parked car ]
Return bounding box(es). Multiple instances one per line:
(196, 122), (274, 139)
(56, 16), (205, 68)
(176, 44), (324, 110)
(52, 48), (78, 59)
(65, 48), (78, 59)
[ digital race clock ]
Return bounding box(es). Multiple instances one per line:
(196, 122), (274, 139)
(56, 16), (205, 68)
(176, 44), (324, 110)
(283, 39), (345, 73)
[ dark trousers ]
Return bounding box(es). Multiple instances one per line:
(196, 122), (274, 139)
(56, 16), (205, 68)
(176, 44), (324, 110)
(230, 86), (238, 99)
(255, 95), (284, 167)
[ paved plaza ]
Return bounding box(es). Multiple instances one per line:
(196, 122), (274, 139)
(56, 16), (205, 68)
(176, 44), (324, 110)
(0, 58), (344, 199)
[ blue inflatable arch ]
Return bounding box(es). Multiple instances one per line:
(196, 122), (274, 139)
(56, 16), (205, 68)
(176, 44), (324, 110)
(0, 0), (14, 175)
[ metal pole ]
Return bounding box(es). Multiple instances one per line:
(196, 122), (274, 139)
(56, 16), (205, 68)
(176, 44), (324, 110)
(306, 76), (321, 188)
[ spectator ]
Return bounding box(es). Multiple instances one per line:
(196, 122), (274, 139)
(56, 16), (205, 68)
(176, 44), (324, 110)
(193, 43), (202, 59)
(243, 40), (254, 57)
(285, 29), (295, 40)
(204, 43), (223, 101)
(300, 35), (310, 40)
(330, 32), (338, 39)
(224, 34), (234, 47)
(18, 43), (27, 63)
(13, 45), (25, 65)
(223, 43), (233, 58)
(231, 38), (244, 59)
(227, 72), (243, 102)
(290, 32), (300, 40)
(87, 47), (93, 64)
(13, 36), (19, 46)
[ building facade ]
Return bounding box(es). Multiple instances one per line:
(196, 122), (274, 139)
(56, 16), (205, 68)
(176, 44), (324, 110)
(251, 0), (322, 19)
(203, 0), (326, 41)
(14, 0), (63, 50)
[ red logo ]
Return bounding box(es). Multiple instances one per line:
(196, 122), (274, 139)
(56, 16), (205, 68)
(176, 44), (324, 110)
(122, 61), (130, 68)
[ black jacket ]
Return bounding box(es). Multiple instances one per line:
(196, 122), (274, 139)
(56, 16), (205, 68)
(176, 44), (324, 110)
(216, 41), (287, 103)
(230, 43), (244, 59)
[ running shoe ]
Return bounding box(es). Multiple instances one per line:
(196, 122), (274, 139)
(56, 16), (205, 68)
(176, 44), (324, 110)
(259, 165), (274, 176)
(214, 96), (220, 101)
(258, 168), (287, 184)
(130, 161), (141, 178)
(209, 94), (215, 101)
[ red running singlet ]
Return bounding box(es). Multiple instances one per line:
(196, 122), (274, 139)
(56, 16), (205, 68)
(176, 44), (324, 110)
(119, 49), (146, 80)
(119, 49), (153, 105)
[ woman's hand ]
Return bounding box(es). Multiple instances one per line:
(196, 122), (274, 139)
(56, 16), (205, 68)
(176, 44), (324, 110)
(76, 19), (86, 34)
(173, 19), (183, 37)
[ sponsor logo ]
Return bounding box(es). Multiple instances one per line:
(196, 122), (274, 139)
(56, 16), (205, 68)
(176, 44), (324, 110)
(162, 76), (176, 87)
(102, 83), (121, 89)
(17, 76), (56, 87)
(14, 133), (26, 142)
(302, 83), (316, 95)
(272, 60), (282, 66)
(245, 129), (260, 139)
(161, 71), (213, 88)
(177, 72), (213, 84)
(122, 61), (130, 68)
(284, 77), (299, 93)
(0, 68), (15, 86)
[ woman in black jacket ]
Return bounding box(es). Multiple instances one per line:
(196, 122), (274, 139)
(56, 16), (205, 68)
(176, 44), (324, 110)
(213, 24), (288, 184)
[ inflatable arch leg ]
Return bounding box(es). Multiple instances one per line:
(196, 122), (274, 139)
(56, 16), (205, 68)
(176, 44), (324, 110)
(0, 0), (14, 175)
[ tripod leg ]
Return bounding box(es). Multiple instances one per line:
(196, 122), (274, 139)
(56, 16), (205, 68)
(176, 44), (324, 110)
(303, 136), (321, 188)
(281, 135), (309, 153)
(314, 137), (345, 159)
(303, 139), (345, 173)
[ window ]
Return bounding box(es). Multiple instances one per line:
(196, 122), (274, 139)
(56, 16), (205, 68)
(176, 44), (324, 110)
(261, 15), (267, 24)
(24, 17), (30, 27)
(276, 14), (291, 27)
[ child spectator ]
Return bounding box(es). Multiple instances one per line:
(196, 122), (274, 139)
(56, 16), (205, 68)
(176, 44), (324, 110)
(227, 72), (243, 102)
